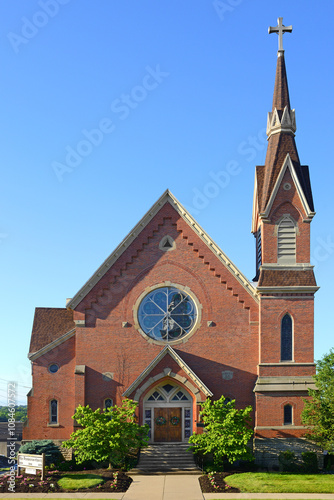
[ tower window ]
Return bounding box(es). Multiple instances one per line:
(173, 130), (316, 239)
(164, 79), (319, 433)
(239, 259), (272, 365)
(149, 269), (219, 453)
(50, 399), (58, 424)
(277, 216), (296, 264)
(281, 314), (293, 361)
(284, 404), (292, 425)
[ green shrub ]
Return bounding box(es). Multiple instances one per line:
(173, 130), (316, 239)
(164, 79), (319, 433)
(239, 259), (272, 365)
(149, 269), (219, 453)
(278, 450), (299, 472)
(19, 439), (62, 466)
(301, 451), (318, 473)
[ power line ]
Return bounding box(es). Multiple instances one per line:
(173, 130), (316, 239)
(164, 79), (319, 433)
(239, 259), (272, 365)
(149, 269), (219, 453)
(0, 378), (31, 389)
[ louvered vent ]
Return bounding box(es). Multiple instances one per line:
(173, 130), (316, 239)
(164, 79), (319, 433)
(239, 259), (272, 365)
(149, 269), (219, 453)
(277, 216), (296, 264)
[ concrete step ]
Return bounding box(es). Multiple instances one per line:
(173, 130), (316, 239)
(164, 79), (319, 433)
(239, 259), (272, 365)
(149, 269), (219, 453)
(131, 443), (200, 474)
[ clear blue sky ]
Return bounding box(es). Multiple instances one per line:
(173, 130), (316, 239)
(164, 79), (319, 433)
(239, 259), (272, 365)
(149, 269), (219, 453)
(0, 1), (333, 405)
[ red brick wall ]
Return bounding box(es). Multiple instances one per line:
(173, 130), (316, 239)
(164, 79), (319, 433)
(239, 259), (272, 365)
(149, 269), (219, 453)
(24, 336), (75, 440)
(259, 297), (314, 364)
(255, 391), (312, 436)
(25, 203), (259, 439)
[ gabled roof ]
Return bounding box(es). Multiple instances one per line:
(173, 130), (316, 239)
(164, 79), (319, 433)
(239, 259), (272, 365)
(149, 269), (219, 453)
(67, 189), (258, 310)
(29, 307), (75, 354)
(262, 154), (315, 221)
(123, 345), (213, 399)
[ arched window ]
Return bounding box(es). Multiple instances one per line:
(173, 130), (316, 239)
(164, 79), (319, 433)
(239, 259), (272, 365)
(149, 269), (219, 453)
(281, 314), (293, 361)
(277, 216), (296, 264)
(284, 404), (292, 425)
(104, 398), (113, 410)
(50, 399), (58, 424)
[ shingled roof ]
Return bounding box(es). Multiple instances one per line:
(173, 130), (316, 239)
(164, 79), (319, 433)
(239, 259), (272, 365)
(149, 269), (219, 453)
(258, 269), (317, 288)
(29, 307), (75, 354)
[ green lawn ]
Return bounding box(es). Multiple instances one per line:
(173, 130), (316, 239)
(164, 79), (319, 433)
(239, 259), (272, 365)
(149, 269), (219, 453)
(57, 473), (104, 490)
(226, 472), (334, 493)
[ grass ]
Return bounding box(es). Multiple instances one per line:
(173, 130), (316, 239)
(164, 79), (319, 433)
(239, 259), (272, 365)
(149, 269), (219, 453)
(57, 473), (104, 490)
(225, 472), (334, 493)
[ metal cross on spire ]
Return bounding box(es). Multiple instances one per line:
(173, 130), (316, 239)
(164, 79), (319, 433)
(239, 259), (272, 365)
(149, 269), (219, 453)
(268, 17), (292, 52)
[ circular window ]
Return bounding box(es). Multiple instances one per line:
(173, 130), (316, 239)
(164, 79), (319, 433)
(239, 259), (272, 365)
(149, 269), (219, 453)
(48, 364), (59, 374)
(137, 286), (197, 342)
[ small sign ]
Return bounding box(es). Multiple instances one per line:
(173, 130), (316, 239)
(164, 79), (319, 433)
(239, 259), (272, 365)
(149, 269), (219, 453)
(25, 467), (37, 475)
(17, 453), (45, 480)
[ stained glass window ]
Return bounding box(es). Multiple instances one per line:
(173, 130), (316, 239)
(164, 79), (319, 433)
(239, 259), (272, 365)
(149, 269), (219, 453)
(50, 399), (58, 423)
(148, 391), (165, 401)
(104, 398), (113, 409)
(172, 390), (189, 401)
(138, 287), (197, 342)
(284, 404), (292, 425)
(162, 384), (174, 393)
(281, 314), (293, 361)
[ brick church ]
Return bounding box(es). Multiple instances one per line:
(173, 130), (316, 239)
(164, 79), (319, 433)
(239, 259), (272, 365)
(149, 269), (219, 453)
(24, 19), (319, 465)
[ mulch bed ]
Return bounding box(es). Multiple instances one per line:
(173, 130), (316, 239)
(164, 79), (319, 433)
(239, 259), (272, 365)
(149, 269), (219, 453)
(0, 469), (132, 493)
(199, 472), (241, 493)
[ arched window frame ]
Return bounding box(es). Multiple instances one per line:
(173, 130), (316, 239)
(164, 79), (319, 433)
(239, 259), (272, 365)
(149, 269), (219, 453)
(49, 399), (58, 424)
(276, 215), (297, 264)
(104, 398), (113, 410)
(281, 313), (293, 362)
(283, 404), (293, 425)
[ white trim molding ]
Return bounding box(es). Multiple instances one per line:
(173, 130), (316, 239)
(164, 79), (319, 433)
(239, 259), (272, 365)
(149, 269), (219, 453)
(28, 328), (76, 361)
(254, 376), (316, 392)
(259, 154), (316, 222)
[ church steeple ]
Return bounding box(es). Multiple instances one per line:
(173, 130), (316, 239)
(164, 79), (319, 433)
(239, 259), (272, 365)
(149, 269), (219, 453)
(252, 17), (316, 282)
(253, 18), (314, 223)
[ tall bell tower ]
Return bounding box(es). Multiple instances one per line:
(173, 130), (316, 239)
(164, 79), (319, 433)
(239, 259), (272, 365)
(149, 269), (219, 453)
(252, 18), (319, 465)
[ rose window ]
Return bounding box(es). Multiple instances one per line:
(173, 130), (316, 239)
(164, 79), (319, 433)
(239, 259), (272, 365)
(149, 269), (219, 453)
(137, 287), (197, 342)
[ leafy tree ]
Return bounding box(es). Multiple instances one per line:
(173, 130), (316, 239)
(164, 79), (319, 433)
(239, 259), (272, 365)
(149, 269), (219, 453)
(63, 399), (149, 469)
(302, 349), (334, 451)
(0, 405), (27, 422)
(188, 396), (253, 468)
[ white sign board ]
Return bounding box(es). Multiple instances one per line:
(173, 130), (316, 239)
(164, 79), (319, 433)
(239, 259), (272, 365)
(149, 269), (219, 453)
(25, 467), (37, 475)
(17, 453), (45, 480)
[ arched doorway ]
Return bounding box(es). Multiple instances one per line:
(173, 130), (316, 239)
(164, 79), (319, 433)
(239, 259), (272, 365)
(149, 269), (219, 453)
(143, 382), (193, 443)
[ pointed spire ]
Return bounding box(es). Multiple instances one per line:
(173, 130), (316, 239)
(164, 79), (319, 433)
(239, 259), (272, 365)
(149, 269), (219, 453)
(253, 17), (314, 229)
(260, 18), (299, 212)
(272, 52), (291, 112)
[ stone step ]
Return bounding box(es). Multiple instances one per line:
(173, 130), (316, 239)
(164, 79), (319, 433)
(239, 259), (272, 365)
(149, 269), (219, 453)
(132, 443), (200, 474)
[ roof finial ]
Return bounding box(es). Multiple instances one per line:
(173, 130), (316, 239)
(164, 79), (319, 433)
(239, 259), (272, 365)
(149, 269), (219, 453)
(268, 17), (292, 53)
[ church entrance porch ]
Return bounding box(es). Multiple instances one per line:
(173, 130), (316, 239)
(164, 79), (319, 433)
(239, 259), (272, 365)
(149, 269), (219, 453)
(143, 382), (193, 443)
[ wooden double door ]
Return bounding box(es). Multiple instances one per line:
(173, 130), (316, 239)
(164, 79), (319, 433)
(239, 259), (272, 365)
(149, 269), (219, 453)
(154, 407), (182, 442)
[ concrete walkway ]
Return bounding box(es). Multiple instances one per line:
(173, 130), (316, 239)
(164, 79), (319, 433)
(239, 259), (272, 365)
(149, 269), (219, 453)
(2, 475), (334, 499)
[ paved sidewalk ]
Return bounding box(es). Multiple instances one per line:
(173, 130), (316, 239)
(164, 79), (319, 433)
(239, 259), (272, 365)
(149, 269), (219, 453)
(2, 475), (334, 500)
(124, 474), (203, 499)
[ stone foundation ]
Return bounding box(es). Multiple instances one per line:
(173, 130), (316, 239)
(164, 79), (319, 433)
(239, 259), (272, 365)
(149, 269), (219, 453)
(254, 437), (323, 469)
